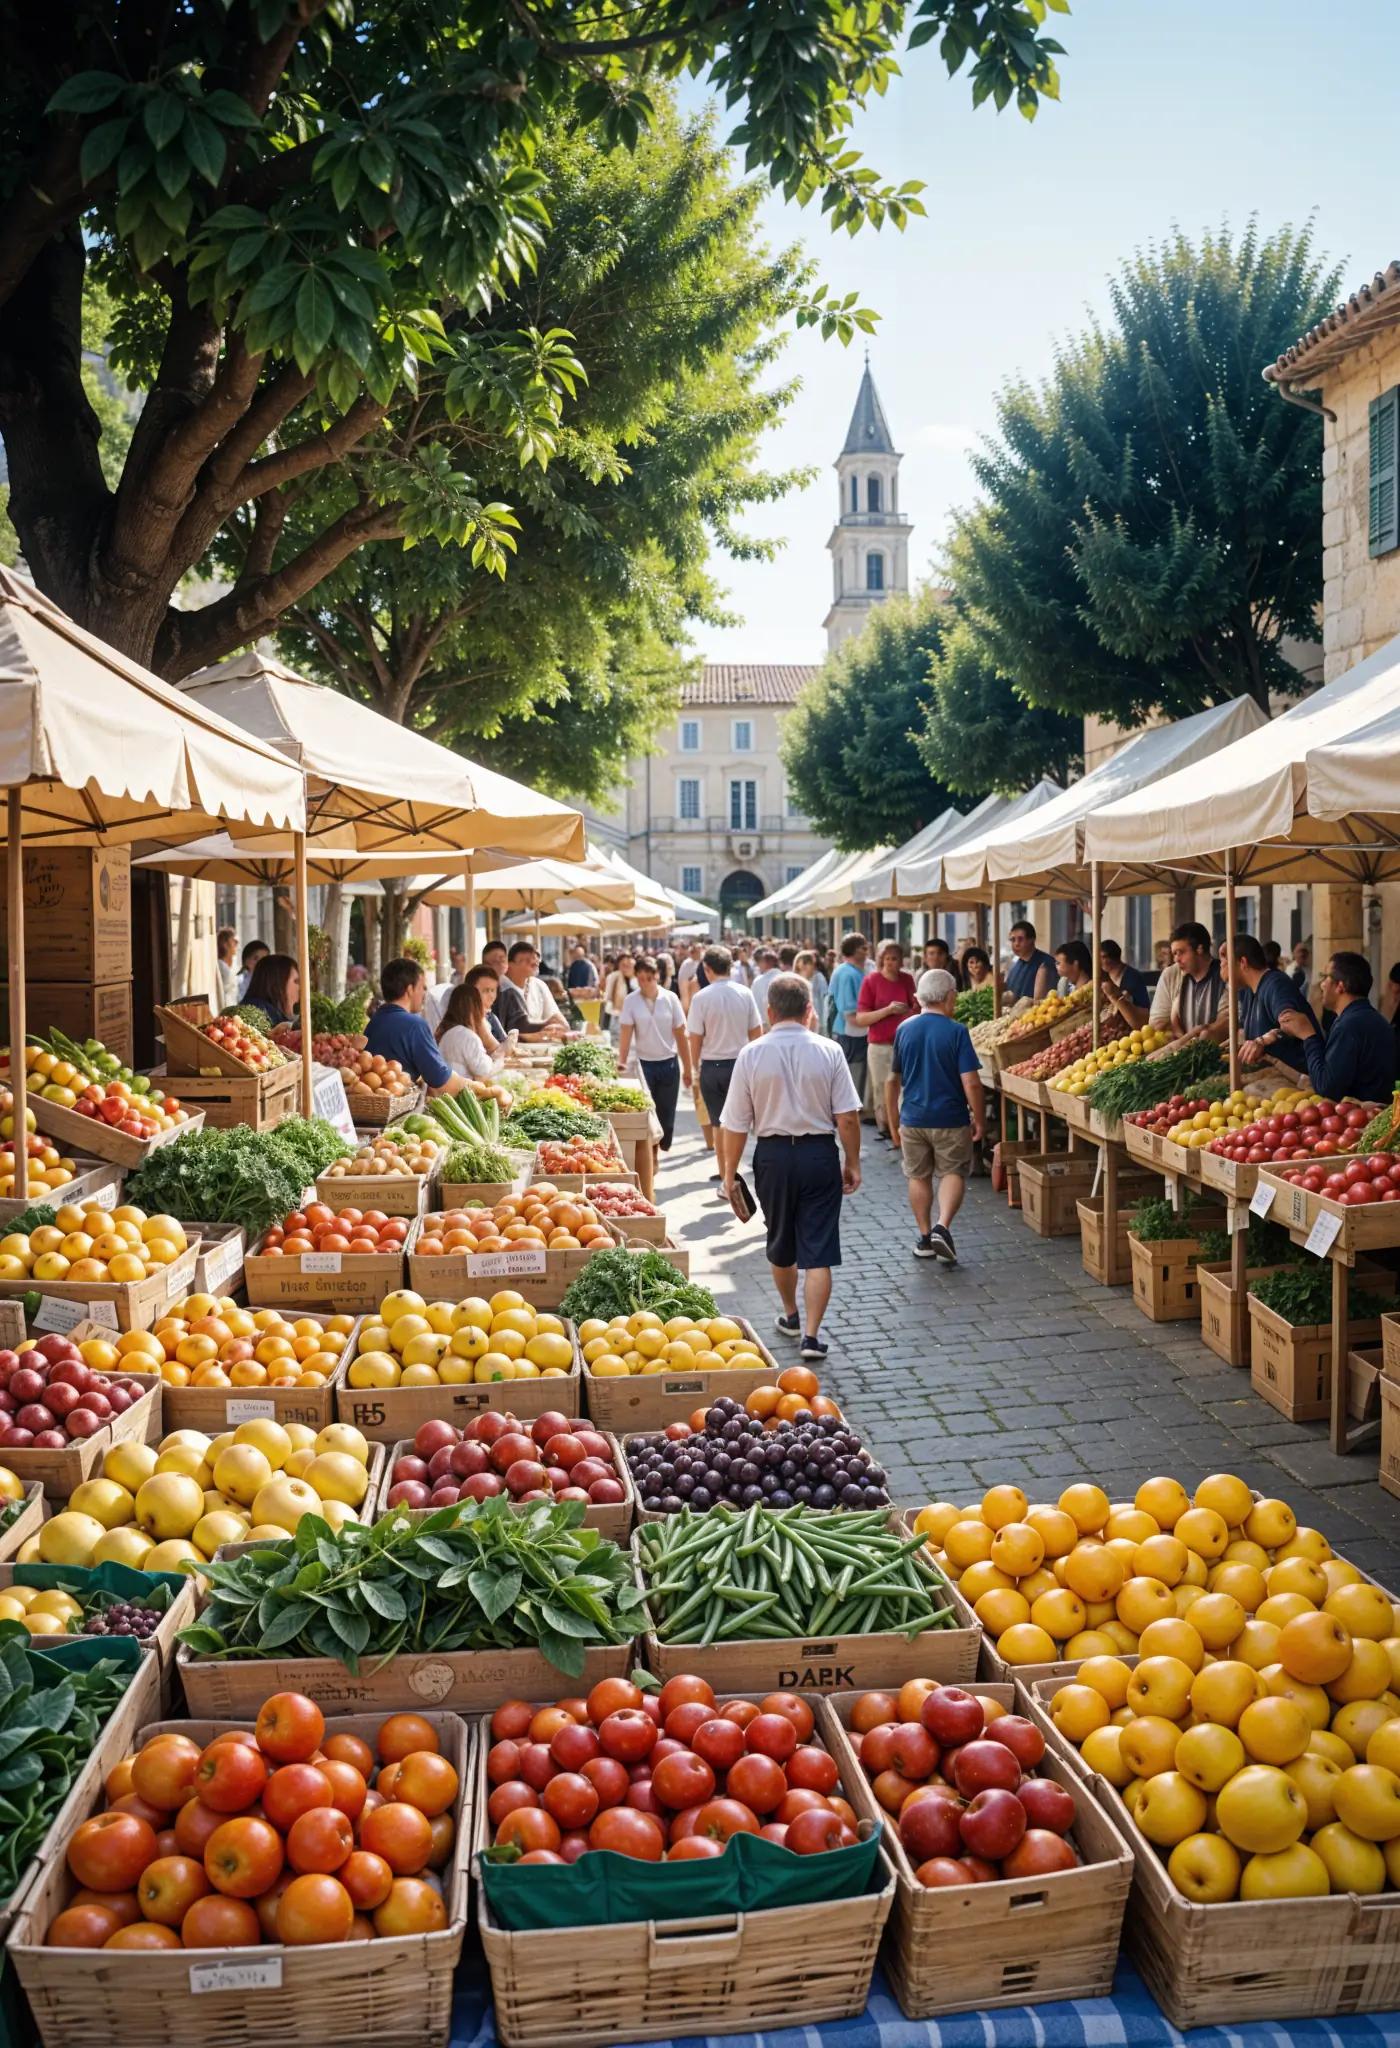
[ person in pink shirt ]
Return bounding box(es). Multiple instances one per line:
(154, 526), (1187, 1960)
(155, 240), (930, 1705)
(854, 939), (918, 1139)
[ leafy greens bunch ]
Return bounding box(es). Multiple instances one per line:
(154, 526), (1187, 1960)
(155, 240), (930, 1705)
(122, 1118), (351, 1237)
(501, 1102), (606, 1145)
(560, 1246), (716, 1325)
(1249, 1265), (1392, 1327)
(0, 1636), (135, 1897)
(1086, 1037), (1227, 1118)
(551, 1042), (616, 1080)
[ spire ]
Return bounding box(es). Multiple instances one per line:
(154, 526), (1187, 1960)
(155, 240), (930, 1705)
(840, 360), (895, 456)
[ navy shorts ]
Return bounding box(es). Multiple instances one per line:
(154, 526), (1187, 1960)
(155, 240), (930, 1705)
(753, 1135), (843, 1270)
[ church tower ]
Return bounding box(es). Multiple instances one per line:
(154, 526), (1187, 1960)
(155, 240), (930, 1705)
(822, 357), (911, 650)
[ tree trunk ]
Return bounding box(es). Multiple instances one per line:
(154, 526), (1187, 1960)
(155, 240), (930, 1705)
(272, 888), (295, 955)
(364, 892), (383, 985)
(322, 882), (348, 999)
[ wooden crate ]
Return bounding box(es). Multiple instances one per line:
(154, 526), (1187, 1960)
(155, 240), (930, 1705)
(156, 999), (263, 1077)
(1055, 1090), (1092, 1134)
(1257, 1166), (1400, 1264)
(244, 1223), (409, 1313)
(1077, 1200), (1135, 1287)
(0, 1156), (123, 1228)
(997, 1070), (1050, 1113)
(14, 982), (134, 1066)
(1382, 1309), (1400, 1381)
(0, 846), (131, 982)
(177, 1632), (630, 1718)
(408, 1230), (619, 1311)
(1378, 1374), (1400, 1500)
(819, 1687), (1132, 2018)
(375, 1428), (634, 1541)
(580, 1316), (778, 1434)
(585, 1197), (667, 1242)
(1022, 1674), (1400, 2027)
(1018, 1155), (1098, 1238)
(159, 1318), (359, 1435)
(9, 1708), (470, 2048)
(314, 1154), (437, 1218)
(0, 1238), (199, 1333)
(1198, 1145), (1262, 1202)
(162, 1062), (301, 1131)
(0, 1482), (44, 1563)
(30, 1092), (205, 1170)
(1198, 1261), (1293, 1368)
(1129, 1231), (1218, 1322)
(990, 1022), (1052, 1074)
(0, 1565), (198, 1704)
(1248, 1294), (1388, 1422)
(335, 1318), (582, 1444)
(180, 1220), (246, 1300)
(0, 1374), (162, 1501)
(439, 1167), (531, 1208)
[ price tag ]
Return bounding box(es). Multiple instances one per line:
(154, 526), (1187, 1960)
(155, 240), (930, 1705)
(1249, 1183), (1277, 1219)
(88, 1180), (117, 1209)
(1305, 1209), (1344, 1258)
(65, 1314), (120, 1342)
(466, 1246), (547, 1278)
(312, 1064), (357, 1143)
(299, 1250), (342, 1275)
(32, 1295), (89, 1333)
(83, 1300), (119, 1329)
(202, 1236), (244, 1292)
(189, 1956), (283, 1996)
(226, 1397), (276, 1423)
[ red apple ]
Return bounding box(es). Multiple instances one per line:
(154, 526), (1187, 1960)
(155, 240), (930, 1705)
(899, 1793), (965, 1864)
(449, 1442), (489, 1479)
(921, 1687), (985, 1746)
(1016, 1777), (1076, 1835)
(915, 1857), (972, 1888)
(414, 1420), (458, 1458)
(951, 1741), (1022, 1798)
(984, 1715), (1045, 1770)
(1002, 1829), (1078, 1878)
(386, 1481), (432, 1509)
(960, 1788), (1027, 1860)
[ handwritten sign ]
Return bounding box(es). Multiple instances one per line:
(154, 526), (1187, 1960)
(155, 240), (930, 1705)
(189, 1956), (283, 1996)
(88, 1180), (117, 1209)
(1305, 1209), (1343, 1258)
(299, 1250), (343, 1275)
(226, 1397), (277, 1423)
(32, 1296), (91, 1334)
(312, 1064), (356, 1143)
(1249, 1183), (1277, 1219)
(202, 1235), (244, 1293)
(466, 1246), (547, 1279)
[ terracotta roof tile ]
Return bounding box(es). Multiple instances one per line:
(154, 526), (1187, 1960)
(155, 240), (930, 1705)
(683, 664), (817, 705)
(1264, 262), (1400, 386)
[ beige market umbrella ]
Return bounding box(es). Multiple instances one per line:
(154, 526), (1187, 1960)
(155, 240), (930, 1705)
(0, 570), (307, 1190)
(419, 858), (636, 914)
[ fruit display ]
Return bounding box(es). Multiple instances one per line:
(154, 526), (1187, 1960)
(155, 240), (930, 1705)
(1267, 1146), (1400, 1198)
(269, 1026), (366, 1066)
(134, 1297), (356, 1392)
(184, 1495), (645, 1675)
(1203, 1094), (1381, 1167)
(202, 1010), (287, 1071)
(1048, 1026), (1174, 1097)
(560, 1247), (716, 1325)
(1004, 985), (1094, 1040)
(584, 1182), (658, 1220)
(483, 1676), (860, 1863)
(0, 1464), (27, 1533)
(627, 1394), (884, 1515)
(845, 1682), (1083, 1885)
(0, 1124), (81, 1198)
(41, 1693), (460, 1949)
(1356, 1087), (1400, 1151)
(34, 1419), (375, 1571)
(0, 1633), (138, 1900)
(18, 1034), (193, 1136)
(253, 1204), (410, 1258)
(384, 1413), (626, 1511)
(0, 1335), (153, 1453)
(414, 1188), (617, 1258)
(345, 1289), (575, 1389)
(1126, 1087), (1229, 1138)
(967, 1002), (1031, 1055)
(577, 1307), (761, 1380)
(1082, 1034), (1228, 1119)
(0, 1199), (188, 1286)
(535, 1135), (622, 1176)
(319, 1132), (444, 1182)
(636, 1506), (957, 1646)
(338, 1052), (415, 1101)
(122, 1118), (352, 1239)
(914, 1473), (1380, 1673)
(0, 1580), (175, 1642)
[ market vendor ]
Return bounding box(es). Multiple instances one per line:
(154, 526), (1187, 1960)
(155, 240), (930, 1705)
(364, 957), (469, 1095)
(241, 952), (299, 1030)
(1275, 952), (1397, 1102)
(1233, 933), (1316, 1069)
(1099, 939), (1150, 1029)
(1149, 922), (1229, 1040)
(492, 941), (569, 1042)
(1054, 939), (1092, 998)
(1005, 920), (1057, 1002)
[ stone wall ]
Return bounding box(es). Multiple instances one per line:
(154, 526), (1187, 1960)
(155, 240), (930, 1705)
(1321, 322), (1400, 681)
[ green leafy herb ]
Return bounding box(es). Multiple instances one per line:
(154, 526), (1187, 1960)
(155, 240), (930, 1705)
(954, 988), (995, 1026)
(122, 1117), (351, 1237)
(1129, 1193), (1219, 1243)
(551, 1041), (616, 1079)
(1086, 1038), (1227, 1117)
(578, 1076), (649, 1112)
(0, 1635), (134, 1899)
(500, 1103), (607, 1145)
(4, 1202), (56, 1239)
(311, 988), (371, 1037)
(441, 1139), (526, 1185)
(1197, 1215), (1299, 1266)
(560, 1246), (716, 1324)
(1249, 1265), (1392, 1327)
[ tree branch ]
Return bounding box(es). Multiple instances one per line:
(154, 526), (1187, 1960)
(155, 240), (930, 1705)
(239, 394), (386, 501)
(503, 0), (746, 61)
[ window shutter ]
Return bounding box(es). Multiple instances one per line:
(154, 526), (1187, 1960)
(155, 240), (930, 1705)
(1370, 388), (1399, 557)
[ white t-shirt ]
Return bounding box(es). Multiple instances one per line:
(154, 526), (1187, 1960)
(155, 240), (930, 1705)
(619, 987), (685, 1062)
(720, 1022), (863, 1137)
(750, 968), (780, 1022)
(687, 978), (762, 1061)
(438, 1023), (498, 1080)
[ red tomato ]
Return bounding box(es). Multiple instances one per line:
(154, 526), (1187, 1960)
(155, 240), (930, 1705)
(693, 1799), (761, 1843)
(541, 1773), (599, 1831)
(204, 1818), (285, 1899)
(487, 1780), (538, 1828)
(692, 1719), (746, 1772)
(496, 1808), (562, 1854)
(194, 1739), (268, 1814)
(663, 1700), (715, 1746)
(744, 1713), (798, 1764)
(651, 1751), (717, 1812)
(587, 1808), (665, 1860)
(255, 1692), (325, 1765)
(668, 1836), (725, 1860)
(67, 1814), (157, 1893)
(726, 1752), (788, 1815)
(786, 1807), (855, 1855)
(787, 1746), (840, 1796)
(760, 1693), (815, 1743)
(586, 1677), (643, 1724)
(549, 1722), (600, 1772)
(262, 1763), (333, 1832)
(580, 1756), (630, 1809)
(656, 1675), (716, 1721)
(598, 1710), (657, 1764)
(286, 1807), (355, 1875)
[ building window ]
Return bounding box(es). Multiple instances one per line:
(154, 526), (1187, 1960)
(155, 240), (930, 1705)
(729, 779), (757, 831)
(850, 475), (858, 513)
(866, 551), (884, 592)
(786, 787), (804, 818)
(732, 719), (753, 752)
(679, 717), (701, 752)
(680, 865), (702, 897)
(786, 865), (804, 885)
(1371, 388), (1399, 557)
(678, 778), (701, 821)
(1126, 895), (1152, 968)
(867, 475), (881, 512)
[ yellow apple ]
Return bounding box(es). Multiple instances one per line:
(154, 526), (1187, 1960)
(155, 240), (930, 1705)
(1239, 1843), (1329, 1899)
(1215, 1765), (1308, 1854)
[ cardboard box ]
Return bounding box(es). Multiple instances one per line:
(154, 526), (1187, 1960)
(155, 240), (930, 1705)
(243, 1220), (408, 1313)
(335, 1317), (582, 1443)
(158, 1314), (360, 1435)
(177, 1637), (631, 1717)
(0, 1372), (163, 1500)
(1129, 1229), (1222, 1323)
(1198, 1261), (1293, 1368)
(1248, 1292), (1390, 1422)
(374, 1428), (634, 1541)
(0, 846), (130, 982)
(0, 1238), (199, 1332)
(1077, 1200), (1136, 1287)
(9, 981), (133, 1065)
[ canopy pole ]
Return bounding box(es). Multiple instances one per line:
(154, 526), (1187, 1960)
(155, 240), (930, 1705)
(8, 793), (25, 1201)
(1090, 861), (1102, 1054)
(294, 831), (313, 1120)
(464, 863), (476, 969)
(990, 883), (1001, 1020)
(1225, 850), (1240, 1093)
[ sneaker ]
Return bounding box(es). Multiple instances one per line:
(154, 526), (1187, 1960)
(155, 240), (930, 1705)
(913, 1234), (938, 1259)
(800, 1333), (829, 1362)
(930, 1224), (957, 1265)
(774, 1312), (800, 1341)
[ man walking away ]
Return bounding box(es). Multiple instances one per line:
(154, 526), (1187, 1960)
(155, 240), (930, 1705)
(686, 946), (762, 1178)
(829, 932), (872, 1117)
(886, 969), (984, 1264)
(748, 948), (781, 1023)
(718, 974), (862, 1361)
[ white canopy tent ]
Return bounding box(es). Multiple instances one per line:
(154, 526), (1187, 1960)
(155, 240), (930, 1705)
(749, 847), (845, 922)
(851, 807), (965, 908)
(895, 780), (1065, 908)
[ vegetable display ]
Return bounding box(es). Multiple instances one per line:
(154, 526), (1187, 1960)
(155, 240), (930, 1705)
(576, 1077), (649, 1113)
(122, 1117), (349, 1239)
(1128, 1194), (1217, 1244)
(628, 1394), (887, 1515)
(0, 1634), (135, 1900)
(181, 1497), (646, 1677)
(1357, 1087), (1400, 1153)
(439, 1138), (524, 1186)
(422, 1089), (501, 1147)
(311, 987), (373, 1037)
(560, 1247), (716, 1326)
(637, 1506), (957, 1645)
(1048, 1026), (1173, 1097)
(1194, 1214), (1297, 1267)
(1083, 1035), (1226, 1117)
(208, 1009), (289, 1069)
(1248, 1265), (1392, 1326)
(319, 1132), (443, 1181)
(953, 987), (994, 1026)
(1220, 1101), (1384, 1169)
(551, 1042), (617, 1080)
(501, 1102), (607, 1147)
(585, 1183), (657, 1220)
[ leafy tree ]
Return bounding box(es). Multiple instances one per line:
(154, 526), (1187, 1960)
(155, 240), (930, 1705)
(782, 589), (965, 849)
(917, 587), (1081, 794)
(0, 1), (1064, 676)
(951, 223), (1340, 720)
(0, 278), (133, 561)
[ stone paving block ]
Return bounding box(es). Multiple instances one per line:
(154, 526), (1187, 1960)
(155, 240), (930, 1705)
(1269, 1440), (1382, 1490)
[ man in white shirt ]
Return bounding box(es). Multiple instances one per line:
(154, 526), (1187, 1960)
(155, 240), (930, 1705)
(618, 955), (691, 1157)
(497, 940), (570, 1040)
(717, 973), (862, 1361)
(686, 945), (762, 1179)
(748, 947), (781, 1023)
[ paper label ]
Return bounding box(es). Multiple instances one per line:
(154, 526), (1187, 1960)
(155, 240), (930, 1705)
(32, 1295), (89, 1333)
(1249, 1183), (1277, 1219)
(299, 1250), (342, 1275)
(226, 1397), (277, 1423)
(312, 1065), (357, 1143)
(189, 1956), (283, 1995)
(1228, 1203), (1250, 1233)
(65, 1314), (120, 1342)
(202, 1236), (244, 1292)
(84, 1299), (120, 1328)
(1305, 1209), (1344, 1258)
(1284, 1184), (1310, 1230)
(88, 1180), (117, 1209)
(466, 1247), (547, 1278)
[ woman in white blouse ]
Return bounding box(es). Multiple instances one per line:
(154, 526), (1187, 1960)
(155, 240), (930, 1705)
(436, 968), (506, 1079)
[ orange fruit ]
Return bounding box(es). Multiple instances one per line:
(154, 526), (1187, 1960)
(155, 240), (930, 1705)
(1278, 1610), (1353, 1686)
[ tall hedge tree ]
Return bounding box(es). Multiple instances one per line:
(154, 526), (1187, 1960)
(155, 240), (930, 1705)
(952, 223), (1340, 721)
(0, 1), (1065, 676)
(917, 591), (1081, 794)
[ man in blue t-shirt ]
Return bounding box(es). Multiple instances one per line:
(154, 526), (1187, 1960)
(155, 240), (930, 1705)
(885, 968), (984, 1266)
(364, 959), (469, 1095)
(1233, 933), (1317, 1071)
(1276, 951), (1398, 1103)
(1005, 919), (1056, 1003)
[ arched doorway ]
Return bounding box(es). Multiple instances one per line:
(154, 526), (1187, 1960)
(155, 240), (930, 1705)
(720, 869), (766, 932)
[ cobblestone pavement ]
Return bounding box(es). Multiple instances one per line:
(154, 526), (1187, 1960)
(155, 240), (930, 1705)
(655, 1105), (1400, 1588)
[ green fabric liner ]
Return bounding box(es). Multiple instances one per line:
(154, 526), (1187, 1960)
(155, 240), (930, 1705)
(21, 1631), (144, 1678)
(480, 1821), (884, 1931)
(6, 1560), (185, 1606)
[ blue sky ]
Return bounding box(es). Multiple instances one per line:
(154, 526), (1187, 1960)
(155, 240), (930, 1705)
(683, 0), (1398, 667)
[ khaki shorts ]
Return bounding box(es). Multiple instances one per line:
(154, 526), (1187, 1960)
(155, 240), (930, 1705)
(900, 1125), (974, 1179)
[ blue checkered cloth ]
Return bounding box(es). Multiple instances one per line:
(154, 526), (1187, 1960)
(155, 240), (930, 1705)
(449, 1958), (1400, 2046)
